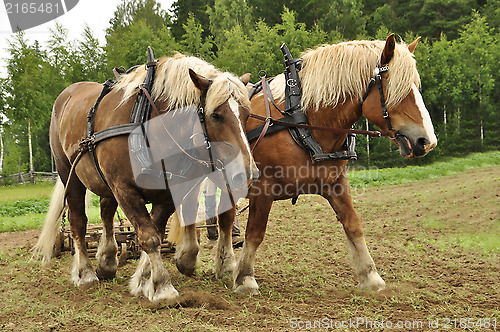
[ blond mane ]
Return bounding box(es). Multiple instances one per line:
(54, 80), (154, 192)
(115, 53), (250, 114)
(269, 39), (421, 112)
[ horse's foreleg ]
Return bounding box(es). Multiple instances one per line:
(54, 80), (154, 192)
(67, 181), (98, 286)
(233, 192), (274, 294)
(115, 191), (178, 303)
(325, 173), (386, 291)
(96, 196), (119, 280)
(174, 204), (199, 276)
(215, 198), (236, 279)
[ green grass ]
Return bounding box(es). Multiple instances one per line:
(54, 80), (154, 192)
(0, 182), (54, 202)
(0, 198), (51, 232)
(348, 150), (500, 188)
(0, 184), (102, 233)
(434, 225), (500, 255)
(0, 198), (50, 217)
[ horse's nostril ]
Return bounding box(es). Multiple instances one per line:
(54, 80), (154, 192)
(417, 137), (429, 148)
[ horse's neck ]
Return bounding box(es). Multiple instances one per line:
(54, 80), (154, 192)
(306, 100), (362, 153)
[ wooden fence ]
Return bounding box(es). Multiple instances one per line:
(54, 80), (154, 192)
(0, 171), (58, 185)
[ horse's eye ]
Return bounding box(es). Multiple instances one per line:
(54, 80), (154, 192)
(211, 113), (223, 122)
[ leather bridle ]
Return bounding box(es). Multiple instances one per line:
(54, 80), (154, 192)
(360, 65), (398, 139)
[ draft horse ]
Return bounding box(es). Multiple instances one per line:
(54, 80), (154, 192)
(217, 34), (438, 293)
(33, 53), (258, 303)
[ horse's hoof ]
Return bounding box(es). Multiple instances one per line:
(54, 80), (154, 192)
(152, 284), (179, 303)
(358, 271), (386, 291)
(96, 265), (117, 280)
(175, 261), (195, 276)
(71, 269), (99, 287)
(234, 276), (259, 295)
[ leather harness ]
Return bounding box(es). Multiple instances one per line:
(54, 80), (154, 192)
(247, 43), (358, 162)
(73, 47), (215, 192)
(247, 43), (396, 163)
(79, 47), (158, 188)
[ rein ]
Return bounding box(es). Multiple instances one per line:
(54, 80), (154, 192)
(249, 113), (387, 137)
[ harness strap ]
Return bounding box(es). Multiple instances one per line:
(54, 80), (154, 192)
(312, 149), (357, 162)
(84, 79), (116, 188)
(130, 47), (157, 124)
(91, 124), (141, 145)
(87, 79), (115, 136)
(248, 77), (284, 113)
(252, 72), (272, 152)
(247, 114), (300, 143)
(375, 69), (393, 132)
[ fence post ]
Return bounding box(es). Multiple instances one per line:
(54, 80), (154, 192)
(18, 157), (26, 185)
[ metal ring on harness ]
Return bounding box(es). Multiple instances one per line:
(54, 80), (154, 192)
(286, 79), (297, 88)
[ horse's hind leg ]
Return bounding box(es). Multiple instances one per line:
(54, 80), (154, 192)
(96, 196), (119, 280)
(67, 180), (98, 286)
(325, 173), (386, 291)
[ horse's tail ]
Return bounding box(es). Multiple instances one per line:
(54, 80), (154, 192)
(32, 177), (66, 265)
(166, 210), (184, 245)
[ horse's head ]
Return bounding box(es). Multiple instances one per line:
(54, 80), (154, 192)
(189, 69), (259, 192)
(362, 34), (437, 158)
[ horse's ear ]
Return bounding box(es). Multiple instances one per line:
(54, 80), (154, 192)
(408, 36), (421, 54)
(240, 73), (251, 85)
(380, 33), (396, 66)
(189, 68), (211, 92)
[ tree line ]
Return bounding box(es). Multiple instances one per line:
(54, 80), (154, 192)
(0, 0), (499, 176)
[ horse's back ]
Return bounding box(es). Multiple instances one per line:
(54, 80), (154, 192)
(53, 82), (102, 120)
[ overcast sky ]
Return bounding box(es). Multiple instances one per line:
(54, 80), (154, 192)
(0, 0), (175, 78)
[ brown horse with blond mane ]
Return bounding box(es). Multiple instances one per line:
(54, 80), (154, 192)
(208, 34), (437, 294)
(33, 53), (259, 303)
